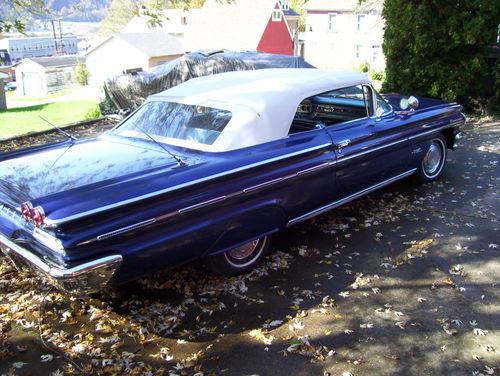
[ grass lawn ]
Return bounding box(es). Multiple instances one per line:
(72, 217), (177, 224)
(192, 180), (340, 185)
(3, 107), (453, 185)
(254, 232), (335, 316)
(5, 88), (77, 103)
(0, 100), (98, 138)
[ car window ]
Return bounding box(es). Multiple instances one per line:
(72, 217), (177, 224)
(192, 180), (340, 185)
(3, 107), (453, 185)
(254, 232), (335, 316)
(375, 91), (392, 116)
(112, 101), (232, 146)
(290, 85), (373, 134)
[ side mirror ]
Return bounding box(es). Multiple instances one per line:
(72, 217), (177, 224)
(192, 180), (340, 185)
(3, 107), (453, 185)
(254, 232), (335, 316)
(399, 96), (419, 111)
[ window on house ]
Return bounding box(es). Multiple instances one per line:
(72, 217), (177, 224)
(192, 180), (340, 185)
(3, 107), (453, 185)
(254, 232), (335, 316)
(328, 13), (337, 32)
(356, 14), (366, 31)
(279, 0), (289, 10)
(372, 45), (380, 64)
(355, 44), (362, 59)
(272, 10), (282, 22)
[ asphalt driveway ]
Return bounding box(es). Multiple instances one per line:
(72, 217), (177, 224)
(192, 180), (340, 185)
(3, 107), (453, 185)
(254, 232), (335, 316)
(0, 118), (498, 375)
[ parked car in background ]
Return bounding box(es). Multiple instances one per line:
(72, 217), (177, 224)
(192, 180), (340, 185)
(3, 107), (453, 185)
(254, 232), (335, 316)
(0, 69), (464, 294)
(4, 81), (16, 91)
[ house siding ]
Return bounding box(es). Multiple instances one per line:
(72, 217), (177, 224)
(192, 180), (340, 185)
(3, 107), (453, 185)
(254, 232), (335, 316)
(86, 38), (149, 85)
(257, 7), (294, 56)
(305, 6), (385, 71)
(149, 54), (183, 67)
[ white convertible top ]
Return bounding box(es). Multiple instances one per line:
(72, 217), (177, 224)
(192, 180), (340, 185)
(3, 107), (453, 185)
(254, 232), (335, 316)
(149, 68), (369, 151)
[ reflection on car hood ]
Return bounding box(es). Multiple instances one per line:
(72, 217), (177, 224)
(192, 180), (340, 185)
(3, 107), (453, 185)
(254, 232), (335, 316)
(0, 136), (180, 207)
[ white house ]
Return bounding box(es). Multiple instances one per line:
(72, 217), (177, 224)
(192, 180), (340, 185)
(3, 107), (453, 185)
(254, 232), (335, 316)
(122, 8), (192, 41)
(85, 32), (183, 85)
(304, 0), (385, 71)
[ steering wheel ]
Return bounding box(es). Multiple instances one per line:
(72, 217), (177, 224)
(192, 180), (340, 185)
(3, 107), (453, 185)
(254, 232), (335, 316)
(297, 99), (317, 120)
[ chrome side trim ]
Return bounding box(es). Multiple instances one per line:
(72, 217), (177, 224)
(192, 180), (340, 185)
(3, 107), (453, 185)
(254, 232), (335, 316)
(90, 161), (335, 243)
(178, 196), (227, 214)
(296, 162), (330, 176)
(338, 138), (408, 163)
(243, 178), (284, 193)
(287, 168), (417, 226)
(0, 233), (122, 294)
(45, 142), (332, 226)
(96, 218), (157, 241)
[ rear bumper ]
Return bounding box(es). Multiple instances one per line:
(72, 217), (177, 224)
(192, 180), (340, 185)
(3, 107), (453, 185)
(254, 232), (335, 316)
(0, 233), (122, 294)
(453, 130), (463, 148)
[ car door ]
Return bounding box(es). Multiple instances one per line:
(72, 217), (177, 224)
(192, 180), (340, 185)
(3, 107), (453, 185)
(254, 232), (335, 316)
(323, 85), (411, 199)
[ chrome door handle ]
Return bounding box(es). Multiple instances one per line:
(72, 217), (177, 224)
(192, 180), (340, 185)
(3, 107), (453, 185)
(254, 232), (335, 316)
(337, 139), (351, 148)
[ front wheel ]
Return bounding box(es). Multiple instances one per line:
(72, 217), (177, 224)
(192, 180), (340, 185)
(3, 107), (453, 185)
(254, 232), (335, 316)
(415, 136), (447, 183)
(205, 236), (271, 276)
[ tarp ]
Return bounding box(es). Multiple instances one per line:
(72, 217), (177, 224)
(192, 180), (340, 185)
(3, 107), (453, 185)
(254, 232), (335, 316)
(100, 50), (314, 114)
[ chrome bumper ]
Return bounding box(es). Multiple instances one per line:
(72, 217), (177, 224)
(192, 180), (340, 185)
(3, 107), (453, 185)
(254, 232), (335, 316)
(0, 233), (122, 294)
(453, 131), (463, 148)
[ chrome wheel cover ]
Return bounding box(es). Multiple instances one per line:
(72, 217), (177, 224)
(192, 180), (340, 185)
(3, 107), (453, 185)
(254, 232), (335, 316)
(224, 238), (266, 268)
(423, 142), (443, 176)
(227, 240), (259, 260)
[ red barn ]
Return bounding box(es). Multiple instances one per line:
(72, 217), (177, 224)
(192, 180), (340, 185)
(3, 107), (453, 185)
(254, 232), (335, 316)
(185, 0), (300, 56)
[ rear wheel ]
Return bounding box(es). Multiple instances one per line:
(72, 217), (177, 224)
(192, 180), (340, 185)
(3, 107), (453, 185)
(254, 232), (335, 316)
(206, 236), (271, 276)
(416, 136), (447, 183)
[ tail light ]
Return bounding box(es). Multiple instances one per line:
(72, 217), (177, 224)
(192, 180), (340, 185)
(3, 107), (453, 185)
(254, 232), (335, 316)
(20, 202), (46, 227)
(32, 206), (46, 227)
(21, 201), (34, 221)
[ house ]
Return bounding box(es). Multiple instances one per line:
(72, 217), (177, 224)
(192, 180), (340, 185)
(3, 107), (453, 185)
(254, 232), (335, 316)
(122, 8), (191, 41)
(85, 32), (183, 85)
(304, 0), (385, 71)
(185, 0), (300, 56)
(14, 56), (79, 97)
(0, 35), (78, 63)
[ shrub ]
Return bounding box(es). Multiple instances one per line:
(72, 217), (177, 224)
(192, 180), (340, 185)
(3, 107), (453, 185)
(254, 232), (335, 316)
(358, 62), (370, 73)
(382, 0), (500, 113)
(74, 59), (89, 86)
(84, 104), (102, 120)
(370, 70), (385, 82)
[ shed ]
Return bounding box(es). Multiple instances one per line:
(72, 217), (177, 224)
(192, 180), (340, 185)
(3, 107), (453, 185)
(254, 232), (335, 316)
(14, 56), (79, 97)
(85, 32), (184, 85)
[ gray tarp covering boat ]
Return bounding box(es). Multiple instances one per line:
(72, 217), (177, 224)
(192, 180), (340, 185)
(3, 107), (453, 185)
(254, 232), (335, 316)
(100, 50), (314, 114)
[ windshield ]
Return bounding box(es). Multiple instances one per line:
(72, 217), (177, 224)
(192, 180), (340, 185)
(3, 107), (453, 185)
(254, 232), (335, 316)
(112, 101), (232, 146)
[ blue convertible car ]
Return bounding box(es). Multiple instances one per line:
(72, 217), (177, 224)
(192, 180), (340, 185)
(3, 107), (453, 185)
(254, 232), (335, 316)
(0, 69), (464, 294)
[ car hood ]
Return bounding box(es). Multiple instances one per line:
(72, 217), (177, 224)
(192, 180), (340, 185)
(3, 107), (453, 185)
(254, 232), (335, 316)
(0, 135), (182, 207)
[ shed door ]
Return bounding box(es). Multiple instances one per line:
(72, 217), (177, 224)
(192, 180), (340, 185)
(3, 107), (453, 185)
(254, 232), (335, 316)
(23, 72), (44, 97)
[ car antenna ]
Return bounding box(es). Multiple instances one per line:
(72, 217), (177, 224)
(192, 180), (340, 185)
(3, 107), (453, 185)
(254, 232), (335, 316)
(39, 116), (78, 141)
(140, 129), (187, 167)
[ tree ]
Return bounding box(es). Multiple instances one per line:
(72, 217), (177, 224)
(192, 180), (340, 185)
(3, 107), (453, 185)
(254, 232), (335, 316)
(289, 0), (306, 32)
(0, 0), (50, 33)
(99, 0), (143, 36)
(99, 0), (207, 37)
(382, 0), (500, 113)
(74, 58), (89, 85)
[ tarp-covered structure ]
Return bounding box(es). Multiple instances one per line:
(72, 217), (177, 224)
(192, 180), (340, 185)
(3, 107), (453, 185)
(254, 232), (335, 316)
(100, 50), (314, 114)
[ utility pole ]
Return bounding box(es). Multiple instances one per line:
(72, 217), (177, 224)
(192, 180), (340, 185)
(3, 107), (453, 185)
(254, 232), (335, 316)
(58, 19), (63, 54)
(50, 20), (58, 54)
